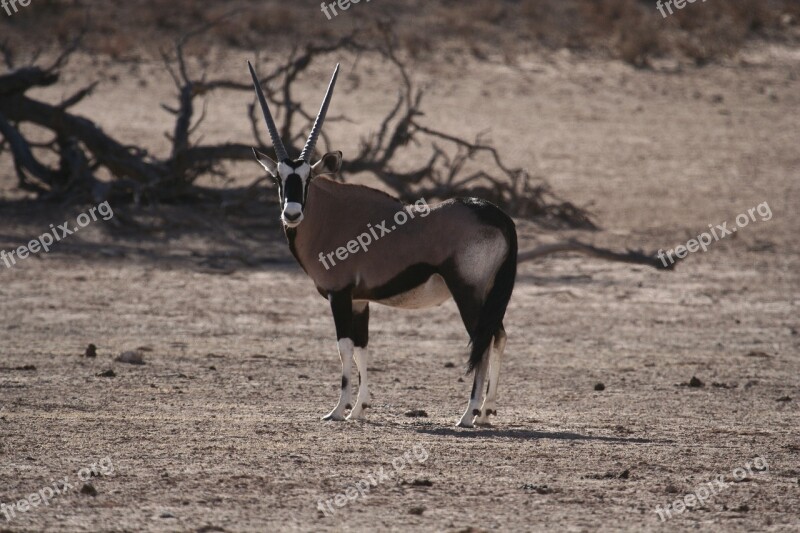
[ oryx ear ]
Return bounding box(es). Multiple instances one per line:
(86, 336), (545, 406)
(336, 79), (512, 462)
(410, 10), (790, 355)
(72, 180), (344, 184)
(312, 151), (342, 177)
(253, 148), (278, 177)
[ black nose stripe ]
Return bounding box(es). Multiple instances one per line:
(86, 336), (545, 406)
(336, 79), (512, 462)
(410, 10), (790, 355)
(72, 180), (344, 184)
(284, 174), (304, 204)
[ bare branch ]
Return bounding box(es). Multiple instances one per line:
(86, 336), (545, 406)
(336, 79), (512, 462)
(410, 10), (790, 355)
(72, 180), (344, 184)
(0, 90), (166, 185)
(188, 99), (208, 137)
(58, 81), (99, 110)
(160, 103), (179, 115)
(46, 30), (85, 73)
(171, 84), (194, 159)
(517, 240), (676, 270)
(247, 101), (267, 149)
(0, 39), (14, 70)
(159, 48), (182, 90)
(0, 67), (58, 96)
(0, 111), (55, 190)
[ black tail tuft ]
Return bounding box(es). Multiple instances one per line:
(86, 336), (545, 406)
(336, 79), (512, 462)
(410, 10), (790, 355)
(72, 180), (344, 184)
(467, 217), (518, 373)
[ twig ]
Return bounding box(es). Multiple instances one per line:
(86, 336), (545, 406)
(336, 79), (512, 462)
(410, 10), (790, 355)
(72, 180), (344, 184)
(58, 81), (99, 109)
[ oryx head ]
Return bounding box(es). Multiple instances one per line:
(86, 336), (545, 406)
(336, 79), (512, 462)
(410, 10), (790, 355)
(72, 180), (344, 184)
(248, 61), (343, 228)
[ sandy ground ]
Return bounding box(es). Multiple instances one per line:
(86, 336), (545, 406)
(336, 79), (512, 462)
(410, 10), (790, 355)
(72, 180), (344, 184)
(1, 41), (799, 532)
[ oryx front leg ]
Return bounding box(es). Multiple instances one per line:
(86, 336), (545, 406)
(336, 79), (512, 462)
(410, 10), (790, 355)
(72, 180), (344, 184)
(323, 290), (354, 421)
(322, 338), (354, 421)
(348, 302), (371, 420)
(348, 347), (370, 419)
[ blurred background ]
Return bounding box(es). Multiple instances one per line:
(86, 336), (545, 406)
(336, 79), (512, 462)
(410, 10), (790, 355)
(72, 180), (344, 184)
(3, 0), (799, 64)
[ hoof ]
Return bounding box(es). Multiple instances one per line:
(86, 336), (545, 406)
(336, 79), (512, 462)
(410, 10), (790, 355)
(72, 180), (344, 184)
(456, 419), (475, 428)
(322, 412), (346, 421)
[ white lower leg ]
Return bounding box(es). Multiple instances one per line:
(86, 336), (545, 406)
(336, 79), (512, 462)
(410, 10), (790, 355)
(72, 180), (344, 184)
(477, 334), (505, 424)
(457, 353), (489, 428)
(323, 338), (354, 421)
(348, 347), (370, 420)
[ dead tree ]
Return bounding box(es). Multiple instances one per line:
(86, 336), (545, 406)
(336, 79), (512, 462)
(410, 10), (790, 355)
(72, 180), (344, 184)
(0, 25), (594, 227)
(0, 23), (677, 269)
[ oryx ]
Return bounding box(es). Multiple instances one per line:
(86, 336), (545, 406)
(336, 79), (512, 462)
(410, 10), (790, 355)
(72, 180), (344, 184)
(248, 61), (516, 427)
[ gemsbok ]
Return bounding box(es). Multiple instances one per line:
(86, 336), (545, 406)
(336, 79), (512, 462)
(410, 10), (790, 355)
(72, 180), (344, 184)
(248, 61), (517, 427)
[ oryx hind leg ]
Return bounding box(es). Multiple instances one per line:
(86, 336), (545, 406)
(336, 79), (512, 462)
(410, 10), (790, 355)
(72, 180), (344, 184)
(323, 290), (354, 421)
(458, 348), (489, 428)
(476, 324), (506, 426)
(444, 271), (490, 428)
(448, 212), (515, 427)
(348, 302), (370, 420)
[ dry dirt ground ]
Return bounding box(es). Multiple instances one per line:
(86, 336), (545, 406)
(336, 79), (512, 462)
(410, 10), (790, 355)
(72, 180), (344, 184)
(1, 42), (799, 532)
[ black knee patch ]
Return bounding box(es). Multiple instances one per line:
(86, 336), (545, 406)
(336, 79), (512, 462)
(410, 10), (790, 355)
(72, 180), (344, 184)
(472, 408), (481, 416)
(352, 306), (370, 348)
(329, 289), (354, 340)
(345, 404), (352, 410)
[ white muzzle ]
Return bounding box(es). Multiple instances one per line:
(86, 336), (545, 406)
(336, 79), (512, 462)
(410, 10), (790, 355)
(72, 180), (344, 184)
(282, 202), (304, 226)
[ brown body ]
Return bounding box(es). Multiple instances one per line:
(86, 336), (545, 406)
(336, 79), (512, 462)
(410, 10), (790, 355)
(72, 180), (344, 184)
(290, 177), (509, 309)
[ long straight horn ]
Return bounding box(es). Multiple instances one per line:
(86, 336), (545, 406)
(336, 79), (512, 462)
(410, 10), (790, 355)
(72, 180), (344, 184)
(247, 60), (289, 162)
(299, 63), (340, 163)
